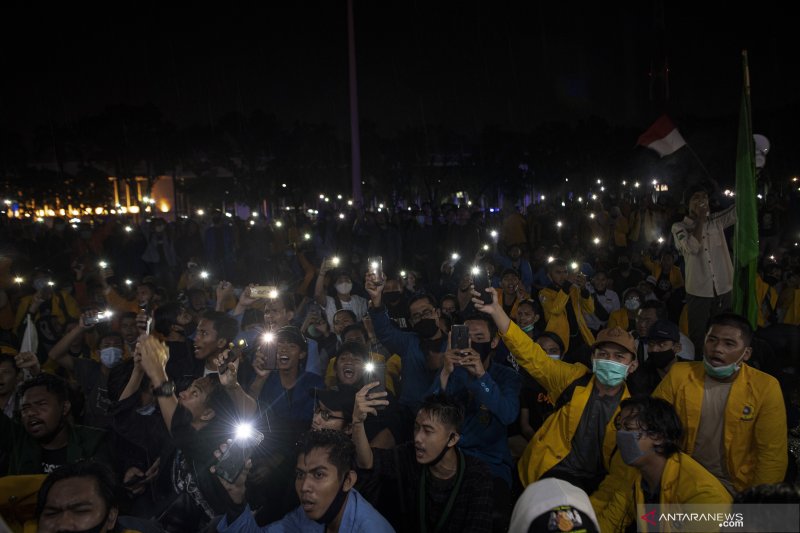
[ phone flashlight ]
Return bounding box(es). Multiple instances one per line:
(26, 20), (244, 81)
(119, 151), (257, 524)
(124, 225), (133, 233)
(471, 266), (481, 276)
(47, 281), (55, 287)
(125, 279), (133, 286)
(263, 332), (275, 344)
(200, 271), (209, 279)
(235, 423), (254, 441)
(268, 288), (279, 299)
(98, 261), (108, 269)
(13, 276), (24, 284)
(593, 237), (601, 245)
(657, 236), (664, 244)
(400, 270), (407, 278)
(482, 244), (490, 251)
(364, 362), (375, 373)
(571, 262), (579, 271)
(490, 230), (498, 239)
(451, 253), (460, 262)
(547, 256), (555, 263)
(556, 221), (563, 228)
(331, 257), (340, 266)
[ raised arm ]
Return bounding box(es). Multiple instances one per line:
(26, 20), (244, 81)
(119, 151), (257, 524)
(48, 313), (94, 371)
(352, 382), (389, 469)
(138, 335), (179, 432)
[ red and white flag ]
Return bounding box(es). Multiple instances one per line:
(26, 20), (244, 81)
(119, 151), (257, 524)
(637, 115), (686, 157)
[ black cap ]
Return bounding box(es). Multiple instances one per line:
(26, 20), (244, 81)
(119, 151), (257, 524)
(310, 386), (356, 418)
(275, 326), (308, 351)
(647, 320), (680, 343)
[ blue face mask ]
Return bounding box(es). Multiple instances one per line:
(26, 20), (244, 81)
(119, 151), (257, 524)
(703, 354), (744, 379)
(616, 430), (648, 465)
(136, 403), (157, 416)
(592, 358), (630, 387)
(100, 347), (123, 368)
(521, 323), (535, 333)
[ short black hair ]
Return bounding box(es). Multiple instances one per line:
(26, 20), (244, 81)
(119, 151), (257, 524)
(517, 298), (543, 317)
(297, 429), (355, 481)
(439, 293), (458, 306)
(408, 292), (438, 310)
(618, 396), (682, 457)
(0, 354), (19, 374)
(332, 309), (357, 323)
(535, 331), (565, 355)
(639, 300), (667, 320)
(684, 184), (709, 206)
(200, 374), (236, 423)
(418, 394), (465, 432)
(154, 302), (183, 336)
(341, 323), (368, 342)
(708, 312), (753, 346)
(336, 341), (369, 360)
(547, 258), (567, 272)
(270, 290), (296, 313)
(18, 373), (69, 405)
(462, 312), (498, 339)
(201, 310), (239, 345)
(36, 460), (118, 518)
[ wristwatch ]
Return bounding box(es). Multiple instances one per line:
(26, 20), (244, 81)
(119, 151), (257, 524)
(152, 381), (176, 397)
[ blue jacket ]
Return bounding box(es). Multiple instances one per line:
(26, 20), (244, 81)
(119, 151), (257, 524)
(368, 306), (444, 411)
(216, 489), (394, 533)
(257, 371), (324, 426)
(429, 360), (520, 486)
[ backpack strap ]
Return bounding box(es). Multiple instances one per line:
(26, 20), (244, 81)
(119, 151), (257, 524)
(553, 372), (593, 411)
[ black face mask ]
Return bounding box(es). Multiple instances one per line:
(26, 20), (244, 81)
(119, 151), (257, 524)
(413, 318), (439, 339)
(313, 477), (350, 526)
(648, 349), (676, 369)
(471, 341), (493, 361)
(383, 292), (403, 306)
(56, 512), (108, 533)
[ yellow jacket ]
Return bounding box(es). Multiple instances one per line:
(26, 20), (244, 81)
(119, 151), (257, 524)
(499, 321), (629, 486)
(653, 362), (787, 493)
(538, 285), (595, 352)
(607, 309), (632, 331)
(14, 291), (80, 330)
(596, 452), (732, 533)
(642, 256), (685, 289)
(755, 275), (778, 327)
(781, 287), (800, 325)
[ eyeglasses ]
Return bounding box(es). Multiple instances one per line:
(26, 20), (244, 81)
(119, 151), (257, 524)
(314, 406), (347, 422)
(410, 308), (435, 323)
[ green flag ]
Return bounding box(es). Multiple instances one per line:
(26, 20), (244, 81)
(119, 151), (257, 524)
(732, 51), (759, 328)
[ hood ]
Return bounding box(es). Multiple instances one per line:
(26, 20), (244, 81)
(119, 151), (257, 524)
(508, 478), (599, 533)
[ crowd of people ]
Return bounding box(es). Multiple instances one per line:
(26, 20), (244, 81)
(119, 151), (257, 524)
(0, 186), (798, 533)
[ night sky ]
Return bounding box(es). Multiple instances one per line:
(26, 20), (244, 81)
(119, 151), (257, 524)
(1, 1), (797, 141)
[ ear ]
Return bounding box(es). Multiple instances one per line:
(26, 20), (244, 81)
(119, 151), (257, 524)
(673, 343), (682, 354)
(200, 408), (216, 422)
(342, 469), (357, 492)
(286, 310), (295, 322)
(448, 432), (460, 448)
(490, 336), (499, 350)
(299, 350), (307, 361)
(215, 338), (227, 350)
(61, 400), (72, 417)
(742, 346), (752, 362)
(627, 358), (639, 375)
(344, 423), (353, 437)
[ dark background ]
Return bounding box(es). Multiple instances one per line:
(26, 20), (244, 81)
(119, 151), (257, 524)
(1, 1), (798, 204)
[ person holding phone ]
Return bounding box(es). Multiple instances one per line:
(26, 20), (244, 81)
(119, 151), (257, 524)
(426, 313), (521, 529)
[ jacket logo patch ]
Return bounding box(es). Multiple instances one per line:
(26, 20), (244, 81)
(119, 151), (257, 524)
(741, 403), (754, 421)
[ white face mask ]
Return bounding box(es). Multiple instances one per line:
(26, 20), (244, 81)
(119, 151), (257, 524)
(100, 347), (123, 368)
(335, 282), (353, 295)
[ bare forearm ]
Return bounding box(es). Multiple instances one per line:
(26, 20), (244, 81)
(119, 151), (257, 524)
(48, 327), (83, 368)
(314, 276), (327, 306)
(120, 369), (144, 401)
(352, 422), (373, 469)
(225, 383), (257, 417)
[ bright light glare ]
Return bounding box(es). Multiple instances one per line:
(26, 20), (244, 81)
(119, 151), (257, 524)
(124, 225), (133, 233)
(13, 276), (24, 284)
(364, 362), (375, 373)
(471, 266), (480, 275)
(235, 423), (254, 440)
(451, 253), (460, 261)
(268, 288), (279, 299)
(98, 261), (108, 269)
(200, 271), (209, 279)
(490, 230), (498, 238)
(570, 262), (579, 271)
(593, 237), (600, 245)
(547, 256), (555, 263)
(331, 257), (340, 266)
(263, 332), (275, 343)
(125, 279), (133, 286)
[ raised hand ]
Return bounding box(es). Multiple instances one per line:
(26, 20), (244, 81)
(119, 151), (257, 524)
(210, 440), (251, 505)
(353, 381), (389, 423)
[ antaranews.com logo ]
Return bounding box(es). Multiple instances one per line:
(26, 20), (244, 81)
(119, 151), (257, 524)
(637, 503), (799, 532)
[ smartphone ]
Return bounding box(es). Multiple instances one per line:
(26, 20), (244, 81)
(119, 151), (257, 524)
(368, 256), (383, 284)
(84, 310), (113, 326)
(251, 286), (278, 299)
(220, 339), (247, 375)
(451, 324), (470, 352)
(471, 267), (493, 304)
(364, 361), (387, 410)
(214, 427), (265, 484)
